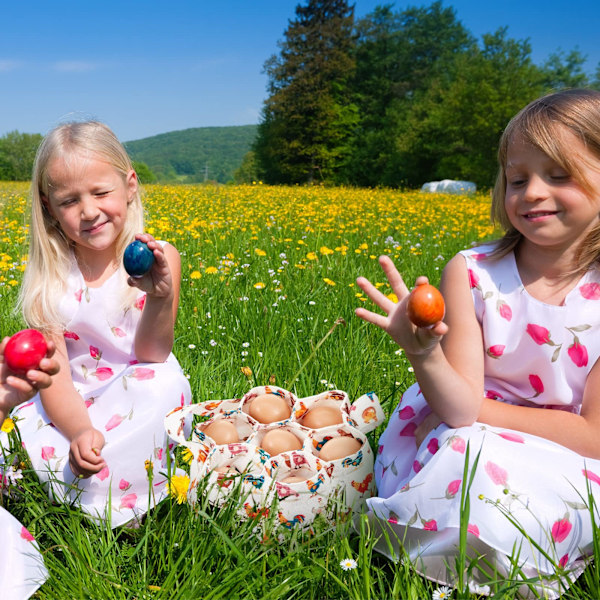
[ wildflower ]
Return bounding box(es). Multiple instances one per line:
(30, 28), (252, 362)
(306, 252), (318, 261)
(432, 586), (453, 600)
(209, 339), (217, 346)
(387, 292), (398, 303)
(188, 344), (196, 349)
(254, 282), (265, 289)
(205, 266), (218, 274)
(340, 558), (357, 571)
(255, 248), (266, 256)
(167, 474), (190, 504)
(241, 366), (253, 377)
(323, 278), (336, 286)
(1, 418), (15, 433)
(320, 246), (334, 255)
(181, 448), (193, 464)
(190, 271), (201, 279)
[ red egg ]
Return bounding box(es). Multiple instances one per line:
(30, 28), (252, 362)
(4, 329), (48, 374)
(406, 283), (445, 327)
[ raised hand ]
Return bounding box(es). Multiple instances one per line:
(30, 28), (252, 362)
(0, 336), (59, 415)
(126, 233), (173, 300)
(355, 255), (447, 357)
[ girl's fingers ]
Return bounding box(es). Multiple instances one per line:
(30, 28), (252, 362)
(355, 307), (390, 330)
(356, 276), (396, 314)
(378, 256), (410, 298)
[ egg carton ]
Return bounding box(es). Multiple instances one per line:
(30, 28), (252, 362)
(164, 385), (384, 528)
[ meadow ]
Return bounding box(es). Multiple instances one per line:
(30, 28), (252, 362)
(2, 182), (594, 599)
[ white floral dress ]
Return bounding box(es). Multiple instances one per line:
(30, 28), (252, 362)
(0, 508), (47, 599)
(368, 243), (600, 597)
(9, 256), (191, 528)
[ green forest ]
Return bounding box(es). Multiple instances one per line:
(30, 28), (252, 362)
(1, 0), (598, 188)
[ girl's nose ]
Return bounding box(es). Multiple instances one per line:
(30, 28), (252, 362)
(523, 174), (550, 202)
(80, 196), (100, 220)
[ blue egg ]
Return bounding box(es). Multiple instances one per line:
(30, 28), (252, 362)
(123, 240), (155, 277)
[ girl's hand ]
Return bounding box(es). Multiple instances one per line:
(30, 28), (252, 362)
(126, 233), (173, 300)
(415, 412), (443, 448)
(0, 336), (59, 412)
(69, 428), (106, 478)
(355, 256), (447, 357)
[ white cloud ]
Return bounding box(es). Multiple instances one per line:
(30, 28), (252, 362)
(0, 59), (22, 72)
(52, 60), (98, 73)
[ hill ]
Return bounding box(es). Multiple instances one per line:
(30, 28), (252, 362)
(124, 124), (257, 184)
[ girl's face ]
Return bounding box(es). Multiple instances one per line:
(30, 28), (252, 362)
(504, 128), (600, 253)
(43, 151), (137, 259)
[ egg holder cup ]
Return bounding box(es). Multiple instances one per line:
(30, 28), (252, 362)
(165, 385), (384, 528)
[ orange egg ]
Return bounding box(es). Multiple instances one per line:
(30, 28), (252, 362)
(319, 436), (362, 461)
(203, 420), (240, 445)
(214, 465), (239, 475)
(249, 393), (291, 423)
(301, 405), (343, 429)
(260, 429), (302, 456)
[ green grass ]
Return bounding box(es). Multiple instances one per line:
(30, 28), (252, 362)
(1, 183), (599, 598)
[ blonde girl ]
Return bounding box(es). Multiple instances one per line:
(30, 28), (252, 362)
(7, 121), (191, 527)
(356, 89), (600, 597)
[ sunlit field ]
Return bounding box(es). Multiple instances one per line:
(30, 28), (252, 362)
(7, 182), (575, 599)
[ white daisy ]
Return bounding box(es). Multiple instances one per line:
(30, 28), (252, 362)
(339, 558), (357, 571)
(432, 585), (453, 600)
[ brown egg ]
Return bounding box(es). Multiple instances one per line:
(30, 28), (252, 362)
(203, 420), (240, 445)
(249, 393), (291, 424)
(301, 405), (343, 429)
(319, 436), (362, 462)
(215, 465), (239, 475)
(260, 429), (302, 456)
(281, 475), (307, 483)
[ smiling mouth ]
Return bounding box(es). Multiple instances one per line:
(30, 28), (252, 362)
(83, 221), (108, 233)
(523, 211), (558, 219)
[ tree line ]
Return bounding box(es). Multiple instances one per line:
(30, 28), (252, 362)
(249, 0), (599, 189)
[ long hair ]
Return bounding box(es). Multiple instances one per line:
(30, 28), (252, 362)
(18, 121), (144, 333)
(490, 88), (600, 275)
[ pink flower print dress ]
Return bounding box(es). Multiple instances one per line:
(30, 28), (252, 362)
(9, 253), (191, 528)
(0, 507), (47, 599)
(368, 243), (600, 598)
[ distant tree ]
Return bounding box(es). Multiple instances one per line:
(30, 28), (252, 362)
(345, 2), (474, 186)
(541, 49), (591, 90)
(234, 151), (260, 183)
(132, 161), (157, 184)
(254, 0), (358, 184)
(0, 131), (42, 180)
(395, 28), (546, 188)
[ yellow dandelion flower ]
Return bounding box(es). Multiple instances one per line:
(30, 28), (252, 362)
(320, 246), (334, 255)
(307, 252), (318, 261)
(323, 278), (336, 286)
(240, 366), (253, 377)
(255, 248), (266, 256)
(181, 447), (193, 464)
(387, 293), (398, 303)
(1, 418), (15, 433)
(205, 266), (218, 274)
(145, 459), (154, 473)
(167, 474), (190, 504)
(254, 282), (265, 289)
(190, 270), (202, 279)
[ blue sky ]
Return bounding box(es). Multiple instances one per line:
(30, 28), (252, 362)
(1, 0), (598, 142)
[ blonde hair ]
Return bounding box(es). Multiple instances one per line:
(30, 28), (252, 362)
(490, 88), (600, 275)
(18, 121), (145, 333)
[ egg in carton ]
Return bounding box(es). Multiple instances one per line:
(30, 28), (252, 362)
(164, 385), (384, 526)
(265, 450), (332, 529)
(198, 441), (271, 513)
